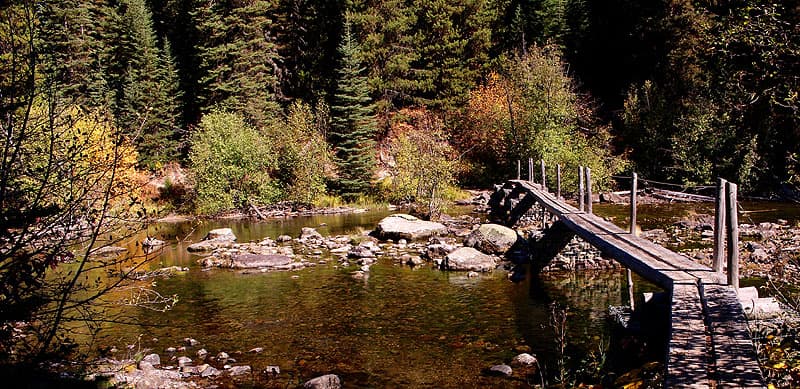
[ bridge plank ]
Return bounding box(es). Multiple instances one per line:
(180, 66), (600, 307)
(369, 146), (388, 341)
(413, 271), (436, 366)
(703, 284), (764, 387)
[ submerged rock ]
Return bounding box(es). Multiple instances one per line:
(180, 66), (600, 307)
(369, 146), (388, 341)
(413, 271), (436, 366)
(443, 247), (497, 272)
(303, 374), (342, 389)
(374, 214), (447, 241)
(465, 224), (519, 255)
(231, 254), (292, 269)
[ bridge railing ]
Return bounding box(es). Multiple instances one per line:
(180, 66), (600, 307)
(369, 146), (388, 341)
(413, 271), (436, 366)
(513, 158), (742, 290)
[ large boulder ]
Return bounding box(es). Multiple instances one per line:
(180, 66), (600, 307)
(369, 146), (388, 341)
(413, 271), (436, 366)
(443, 247), (497, 272)
(231, 254), (292, 269)
(374, 214), (447, 241)
(465, 224), (519, 255)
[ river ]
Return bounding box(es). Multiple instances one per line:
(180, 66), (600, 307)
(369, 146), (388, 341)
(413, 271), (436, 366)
(82, 201), (799, 387)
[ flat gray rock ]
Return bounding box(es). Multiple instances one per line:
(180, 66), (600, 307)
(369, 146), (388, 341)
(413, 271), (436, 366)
(231, 254), (292, 269)
(375, 214), (447, 241)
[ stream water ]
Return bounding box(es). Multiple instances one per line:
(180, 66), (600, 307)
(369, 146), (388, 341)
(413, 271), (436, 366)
(81, 201), (799, 387)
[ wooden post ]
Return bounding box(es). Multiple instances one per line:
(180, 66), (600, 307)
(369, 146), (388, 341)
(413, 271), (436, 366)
(585, 167), (593, 214)
(627, 268), (635, 309)
(578, 166), (585, 212)
(713, 178), (727, 274)
(541, 159), (547, 191)
(556, 164), (562, 200)
(528, 158), (534, 182)
(726, 181), (739, 290)
(627, 172), (639, 309)
(517, 160), (521, 180)
(630, 172), (638, 236)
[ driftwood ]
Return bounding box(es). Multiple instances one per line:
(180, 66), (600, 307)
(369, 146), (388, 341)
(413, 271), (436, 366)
(650, 188), (715, 202)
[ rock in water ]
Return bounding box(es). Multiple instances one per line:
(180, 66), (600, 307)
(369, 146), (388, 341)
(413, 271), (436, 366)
(303, 374), (342, 389)
(206, 228), (237, 241)
(231, 254), (292, 269)
(228, 365), (251, 376)
(511, 353), (538, 366)
(443, 247), (497, 272)
(374, 214), (447, 241)
(141, 353), (161, 366)
(465, 224), (519, 255)
(187, 228), (237, 252)
(488, 364), (513, 376)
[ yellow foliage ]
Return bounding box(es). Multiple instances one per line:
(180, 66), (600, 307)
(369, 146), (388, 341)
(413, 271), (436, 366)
(21, 103), (140, 211)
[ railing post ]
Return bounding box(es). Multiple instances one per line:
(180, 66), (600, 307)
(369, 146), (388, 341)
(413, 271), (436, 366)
(517, 160), (521, 180)
(627, 268), (635, 309)
(726, 181), (739, 290)
(541, 159), (547, 191)
(630, 172), (638, 236)
(528, 158), (534, 182)
(556, 164), (562, 200)
(713, 178), (727, 274)
(578, 166), (585, 212)
(585, 167), (593, 214)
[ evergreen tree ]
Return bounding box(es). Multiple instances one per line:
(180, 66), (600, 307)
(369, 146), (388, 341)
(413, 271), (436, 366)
(274, 0), (344, 102)
(329, 21), (377, 200)
(37, 0), (113, 107)
(112, 0), (181, 168)
(194, 0), (281, 126)
(349, 0), (419, 111)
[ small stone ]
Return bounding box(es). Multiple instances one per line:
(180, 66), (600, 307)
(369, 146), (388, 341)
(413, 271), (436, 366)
(511, 353), (538, 366)
(228, 365), (252, 376)
(141, 353), (161, 366)
(216, 351), (230, 361)
(467, 271), (479, 278)
(199, 364), (222, 378)
(177, 356), (192, 367)
(165, 347), (177, 353)
(249, 347), (264, 353)
(303, 374), (342, 389)
(277, 235), (293, 243)
(488, 364), (513, 376)
(197, 348), (208, 358)
(138, 361), (156, 371)
(263, 366), (280, 376)
(184, 338), (200, 347)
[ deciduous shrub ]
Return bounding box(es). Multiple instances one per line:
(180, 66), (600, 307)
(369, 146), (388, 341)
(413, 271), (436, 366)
(189, 110), (280, 214)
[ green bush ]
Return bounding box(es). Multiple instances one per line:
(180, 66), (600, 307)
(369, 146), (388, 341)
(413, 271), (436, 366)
(189, 110), (280, 214)
(267, 102), (332, 204)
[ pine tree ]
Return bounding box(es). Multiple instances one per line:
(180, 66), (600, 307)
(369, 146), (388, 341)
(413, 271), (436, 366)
(194, 0), (281, 126)
(37, 0), (113, 107)
(329, 21), (377, 200)
(111, 0), (181, 168)
(349, 0), (419, 111)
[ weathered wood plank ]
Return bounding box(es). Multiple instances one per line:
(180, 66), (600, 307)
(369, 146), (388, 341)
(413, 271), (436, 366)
(702, 284), (764, 387)
(666, 284), (711, 388)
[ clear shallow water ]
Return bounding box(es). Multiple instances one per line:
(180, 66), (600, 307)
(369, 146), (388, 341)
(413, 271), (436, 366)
(83, 201), (798, 386)
(85, 209), (664, 387)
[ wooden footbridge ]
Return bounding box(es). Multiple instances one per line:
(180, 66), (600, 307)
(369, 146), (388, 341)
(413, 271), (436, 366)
(490, 174), (765, 387)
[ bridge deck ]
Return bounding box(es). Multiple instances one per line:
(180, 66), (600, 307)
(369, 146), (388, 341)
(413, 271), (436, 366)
(493, 180), (764, 388)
